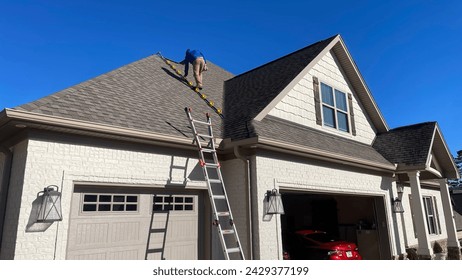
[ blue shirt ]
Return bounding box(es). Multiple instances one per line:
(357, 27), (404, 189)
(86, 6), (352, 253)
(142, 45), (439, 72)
(181, 49), (206, 76)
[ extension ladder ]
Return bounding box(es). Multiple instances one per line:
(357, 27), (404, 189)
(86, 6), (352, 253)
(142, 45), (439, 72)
(185, 107), (245, 260)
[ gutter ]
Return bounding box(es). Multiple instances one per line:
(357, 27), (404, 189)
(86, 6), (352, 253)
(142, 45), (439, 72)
(3, 109), (206, 148)
(0, 145), (13, 255)
(233, 146), (254, 260)
(224, 136), (396, 173)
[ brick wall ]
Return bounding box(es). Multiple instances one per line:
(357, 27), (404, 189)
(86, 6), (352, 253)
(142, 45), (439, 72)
(220, 158), (250, 258)
(1, 136), (206, 260)
(268, 50), (376, 145)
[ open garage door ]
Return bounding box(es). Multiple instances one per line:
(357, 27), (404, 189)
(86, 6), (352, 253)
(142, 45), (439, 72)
(67, 186), (205, 260)
(280, 191), (391, 260)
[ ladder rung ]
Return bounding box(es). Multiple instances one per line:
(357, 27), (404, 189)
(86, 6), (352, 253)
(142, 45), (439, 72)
(217, 212), (230, 216)
(201, 148), (215, 153)
(226, 247), (241, 254)
(209, 179), (222, 184)
(193, 120), (211, 126)
(197, 133), (213, 138)
(213, 195), (226, 200)
(205, 163), (220, 168)
(150, 228), (166, 233)
(171, 165), (186, 169)
(222, 229), (235, 235)
(146, 248), (163, 253)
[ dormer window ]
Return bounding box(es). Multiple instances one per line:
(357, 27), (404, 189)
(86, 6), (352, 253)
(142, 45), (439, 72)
(320, 82), (349, 132)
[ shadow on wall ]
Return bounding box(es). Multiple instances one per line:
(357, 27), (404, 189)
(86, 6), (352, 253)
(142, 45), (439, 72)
(25, 197), (54, 232)
(262, 196), (273, 222)
(188, 160), (208, 181)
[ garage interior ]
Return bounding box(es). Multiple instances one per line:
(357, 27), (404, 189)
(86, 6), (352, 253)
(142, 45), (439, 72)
(280, 191), (391, 260)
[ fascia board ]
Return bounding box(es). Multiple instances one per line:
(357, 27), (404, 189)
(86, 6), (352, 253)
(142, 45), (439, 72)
(425, 125), (437, 168)
(434, 125), (460, 179)
(4, 109), (200, 147)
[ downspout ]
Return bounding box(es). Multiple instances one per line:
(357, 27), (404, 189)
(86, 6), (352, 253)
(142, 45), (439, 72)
(0, 145), (13, 255)
(233, 146), (254, 260)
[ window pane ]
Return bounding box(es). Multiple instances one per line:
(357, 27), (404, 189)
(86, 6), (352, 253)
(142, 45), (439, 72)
(126, 204), (137, 211)
(153, 204), (163, 211)
(335, 90), (347, 111)
(98, 204), (111, 211)
(83, 204), (97, 212)
(127, 196), (138, 202)
(84, 195), (97, 202)
(322, 106), (335, 128)
(99, 195), (111, 202)
(428, 217), (436, 234)
(113, 196), (125, 202)
(112, 204), (124, 211)
(185, 205), (193, 211)
(321, 83), (334, 106)
(337, 112), (349, 132)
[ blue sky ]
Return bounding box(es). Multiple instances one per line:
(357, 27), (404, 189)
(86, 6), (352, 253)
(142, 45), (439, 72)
(1, 0), (461, 155)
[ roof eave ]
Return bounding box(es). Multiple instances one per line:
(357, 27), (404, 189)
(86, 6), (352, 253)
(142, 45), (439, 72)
(252, 136), (395, 172)
(2, 108), (200, 149)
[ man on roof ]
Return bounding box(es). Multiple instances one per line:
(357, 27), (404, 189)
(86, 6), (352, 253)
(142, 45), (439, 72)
(179, 49), (208, 90)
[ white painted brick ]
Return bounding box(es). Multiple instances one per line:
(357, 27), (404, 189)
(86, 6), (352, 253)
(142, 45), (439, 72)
(1, 138), (206, 260)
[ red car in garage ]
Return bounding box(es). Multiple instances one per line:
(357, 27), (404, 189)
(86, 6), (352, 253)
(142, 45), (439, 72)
(287, 230), (362, 260)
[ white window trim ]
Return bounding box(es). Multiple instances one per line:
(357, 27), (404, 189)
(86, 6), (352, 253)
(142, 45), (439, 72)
(80, 193), (140, 215)
(423, 196), (442, 235)
(151, 194), (195, 212)
(319, 81), (352, 134)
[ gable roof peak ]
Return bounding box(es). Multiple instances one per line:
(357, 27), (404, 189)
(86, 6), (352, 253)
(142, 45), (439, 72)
(226, 34), (339, 83)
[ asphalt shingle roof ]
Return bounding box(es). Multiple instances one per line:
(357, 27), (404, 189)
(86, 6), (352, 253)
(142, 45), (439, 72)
(14, 36), (394, 169)
(254, 116), (393, 166)
(16, 55), (234, 139)
(372, 122), (436, 166)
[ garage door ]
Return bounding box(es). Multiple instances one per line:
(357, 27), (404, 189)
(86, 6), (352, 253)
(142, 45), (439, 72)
(67, 186), (202, 260)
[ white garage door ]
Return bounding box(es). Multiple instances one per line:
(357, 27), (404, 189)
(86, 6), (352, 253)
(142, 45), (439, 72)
(67, 186), (201, 260)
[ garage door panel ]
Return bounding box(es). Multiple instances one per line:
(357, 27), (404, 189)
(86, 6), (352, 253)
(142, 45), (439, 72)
(67, 188), (201, 260)
(75, 222), (109, 246)
(68, 245), (144, 260)
(166, 243), (197, 260)
(110, 221), (141, 243)
(69, 218), (147, 249)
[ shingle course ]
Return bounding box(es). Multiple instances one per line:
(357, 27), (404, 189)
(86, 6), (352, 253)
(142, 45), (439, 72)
(373, 122), (436, 166)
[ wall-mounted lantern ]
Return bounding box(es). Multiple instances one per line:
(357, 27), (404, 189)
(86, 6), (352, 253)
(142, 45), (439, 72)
(36, 185), (63, 222)
(265, 188), (285, 215)
(392, 185), (404, 213)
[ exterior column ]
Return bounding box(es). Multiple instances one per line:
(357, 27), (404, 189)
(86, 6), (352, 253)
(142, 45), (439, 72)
(438, 179), (461, 259)
(408, 171), (432, 259)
